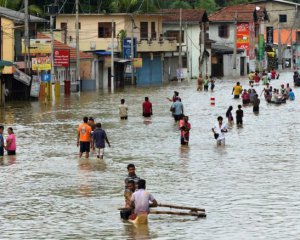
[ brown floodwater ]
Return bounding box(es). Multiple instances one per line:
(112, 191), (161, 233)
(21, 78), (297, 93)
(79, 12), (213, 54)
(0, 71), (299, 239)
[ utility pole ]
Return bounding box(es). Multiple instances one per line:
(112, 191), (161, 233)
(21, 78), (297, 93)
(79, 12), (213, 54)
(233, 11), (237, 71)
(131, 16), (134, 85)
(76, 0), (80, 91)
(24, 0), (30, 74)
(200, 22), (205, 75)
(111, 19), (114, 92)
(50, 15), (55, 82)
(278, 18), (282, 70)
(178, 8), (182, 81)
(185, 22), (190, 81)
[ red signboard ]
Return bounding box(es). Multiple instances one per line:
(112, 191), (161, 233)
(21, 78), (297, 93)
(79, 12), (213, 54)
(236, 23), (250, 56)
(54, 49), (70, 67)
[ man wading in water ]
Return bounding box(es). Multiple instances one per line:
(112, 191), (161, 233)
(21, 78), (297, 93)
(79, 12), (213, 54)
(77, 117), (92, 158)
(212, 116), (228, 146)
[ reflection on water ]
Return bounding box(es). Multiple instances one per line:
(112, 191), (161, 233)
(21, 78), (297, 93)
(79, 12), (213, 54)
(0, 72), (300, 239)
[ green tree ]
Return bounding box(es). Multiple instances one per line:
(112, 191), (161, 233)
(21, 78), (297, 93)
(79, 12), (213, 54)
(0, 0), (21, 10)
(196, 0), (217, 13)
(170, 0), (192, 9)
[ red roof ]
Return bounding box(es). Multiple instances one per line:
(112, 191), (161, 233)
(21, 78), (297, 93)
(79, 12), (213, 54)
(209, 4), (266, 22)
(162, 9), (208, 23)
(36, 32), (93, 60)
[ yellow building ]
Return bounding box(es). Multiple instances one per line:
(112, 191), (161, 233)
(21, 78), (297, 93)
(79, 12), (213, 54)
(55, 13), (177, 89)
(0, 6), (46, 103)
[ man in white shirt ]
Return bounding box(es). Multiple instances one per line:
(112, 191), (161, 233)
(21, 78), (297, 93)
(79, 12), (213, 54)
(130, 179), (157, 216)
(119, 99), (128, 120)
(212, 116), (228, 145)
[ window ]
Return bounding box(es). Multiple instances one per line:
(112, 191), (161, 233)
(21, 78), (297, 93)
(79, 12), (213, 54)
(98, 22), (115, 38)
(75, 22), (81, 29)
(151, 22), (156, 39)
(279, 14), (287, 23)
(61, 22), (67, 30)
(218, 25), (229, 38)
(140, 22), (148, 39)
(165, 30), (184, 43)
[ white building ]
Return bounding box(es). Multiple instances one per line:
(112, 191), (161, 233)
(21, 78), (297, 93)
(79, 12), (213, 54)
(162, 9), (211, 80)
(209, 4), (267, 77)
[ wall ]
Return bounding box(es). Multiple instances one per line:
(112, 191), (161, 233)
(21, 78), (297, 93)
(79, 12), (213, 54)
(56, 14), (164, 52)
(163, 23), (210, 78)
(209, 23), (235, 48)
(2, 17), (14, 74)
(223, 53), (242, 77)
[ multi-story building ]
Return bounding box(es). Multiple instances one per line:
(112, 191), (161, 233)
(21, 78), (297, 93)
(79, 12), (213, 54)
(55, 13), (177, 90)
(209, 4), (267, 76)
(162, 9), (211, 80)
(0, 7), (46, 102)
(251, 0), (300, 69)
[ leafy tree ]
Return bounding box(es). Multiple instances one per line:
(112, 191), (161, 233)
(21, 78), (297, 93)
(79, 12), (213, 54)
(170, 0), (192, 9)
(196, 0), (217, 13)
(0, 0), (22, 10)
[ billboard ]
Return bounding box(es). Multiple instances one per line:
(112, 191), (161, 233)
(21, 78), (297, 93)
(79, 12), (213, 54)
(54, 49), (70, 67)
(13, 68), (31, 86)
(123, 38), (137, 59)
(22, 39), (52, 54)
(32, 57), (51, 71)
(236, 23), (250, 56)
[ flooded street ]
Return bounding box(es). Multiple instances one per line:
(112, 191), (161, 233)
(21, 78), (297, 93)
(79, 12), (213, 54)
(0, 71), (300, 239)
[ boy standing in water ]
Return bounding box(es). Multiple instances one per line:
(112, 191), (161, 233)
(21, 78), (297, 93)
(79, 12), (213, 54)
(92, 123), (111, 159)
(119, 99), (128, 120)
(124, 164), (140, 190)
(236, 105), (244, 126)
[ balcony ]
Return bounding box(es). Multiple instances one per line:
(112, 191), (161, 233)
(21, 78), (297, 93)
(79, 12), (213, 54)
(137, 37), (177, 52)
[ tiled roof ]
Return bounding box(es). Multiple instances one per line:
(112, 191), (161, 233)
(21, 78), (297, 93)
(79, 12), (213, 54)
(162, 9), (208, 23)
(0, 6), (47, 23)
(36, 33), (93, 61)
(209, 4), (265, 22)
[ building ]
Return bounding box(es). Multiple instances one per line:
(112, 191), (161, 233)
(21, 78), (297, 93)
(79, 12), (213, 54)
(55, 13), (177, 90)
(0, 7), (47, 102)
(251, 0), (300, 69)
(36, 33), (93, 92)
(209, 4), (267, 77)
(162, 9), (211, 80)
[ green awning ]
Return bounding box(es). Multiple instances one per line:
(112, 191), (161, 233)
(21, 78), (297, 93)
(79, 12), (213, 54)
(0, 60), (14, 67)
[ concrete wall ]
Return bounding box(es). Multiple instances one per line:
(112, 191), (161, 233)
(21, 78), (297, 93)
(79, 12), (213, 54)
(2, 17), (14, 74)
(261, 2), (299, 29)
(163, 23), (210, 78)
(56, 14), (165, 52)
(209, 23), (235, 48)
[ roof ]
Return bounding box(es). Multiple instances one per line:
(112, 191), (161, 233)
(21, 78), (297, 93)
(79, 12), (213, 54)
(212, 44), (244, 54)
(209, 4), (266, 23)
(251, 0), (300, 6)
(0, 6), (47, 23)
(57, 13), (163, 17)
(36, 33), (93, 61)
(162, 9), (209, 24)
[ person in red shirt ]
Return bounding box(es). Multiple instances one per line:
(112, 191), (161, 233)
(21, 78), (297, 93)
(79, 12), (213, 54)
(179, 116), (191, 146)
(271, 69), (277, 80)
(142, 97), (153, 117)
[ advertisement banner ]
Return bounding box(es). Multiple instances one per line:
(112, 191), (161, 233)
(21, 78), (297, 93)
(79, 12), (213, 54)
(22, 39), (52, 54)
(123, 38), (137, 59)
(133, 58), (143, 68)
(259, 34), (264, 61)
(236, 23), (250, 56)
(32, 57), (51, 71)
(266, 27), (274, 44)
(30, 76), (40, 97)
(249, 22), (256, 60)
(13, 68), (31, 86)
(54, 49), (70, 67)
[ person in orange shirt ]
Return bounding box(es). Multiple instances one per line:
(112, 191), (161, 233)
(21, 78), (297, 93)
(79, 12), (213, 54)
(77, 116), (92, 158)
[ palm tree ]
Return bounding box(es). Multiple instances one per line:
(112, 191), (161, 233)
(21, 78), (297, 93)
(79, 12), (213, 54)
(110, 0), (138, 13)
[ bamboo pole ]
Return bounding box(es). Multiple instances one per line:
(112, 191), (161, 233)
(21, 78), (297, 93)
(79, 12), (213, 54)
(158, 204), (205, 212)
(150, 210), (206, 218)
